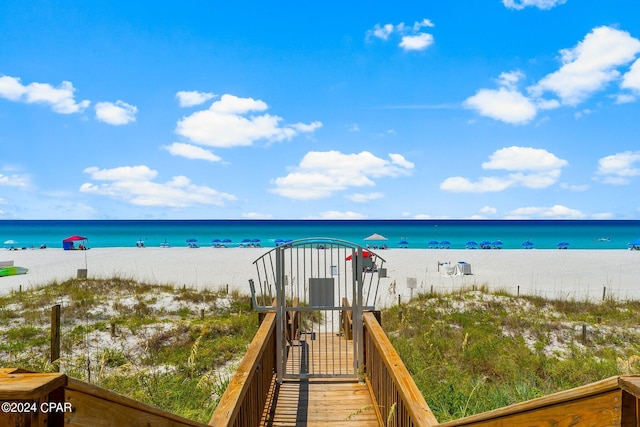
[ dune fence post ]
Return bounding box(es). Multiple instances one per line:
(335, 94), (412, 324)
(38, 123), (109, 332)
(51, 304), (61, 371)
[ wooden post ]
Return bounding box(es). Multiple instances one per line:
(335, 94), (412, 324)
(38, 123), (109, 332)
(602, 286), (607, 301)
(582, 324), (587, 344)
(200, 308), (205, 320)
(51, 304), (61, 371)
(517, 285), (520, 296)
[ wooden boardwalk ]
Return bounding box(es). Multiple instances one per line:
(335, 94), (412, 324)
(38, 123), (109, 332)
(266, 331), (379, 426)
(265, 379), (378, 426)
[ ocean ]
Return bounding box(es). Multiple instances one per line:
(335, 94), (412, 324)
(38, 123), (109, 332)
(1, 220), (639, 250)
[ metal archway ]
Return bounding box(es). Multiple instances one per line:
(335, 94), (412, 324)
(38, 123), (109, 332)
(249, 238), (386, 382)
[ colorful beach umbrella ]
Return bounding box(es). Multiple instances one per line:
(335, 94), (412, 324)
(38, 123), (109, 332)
(63, 235), (87, 242)
(345, 250), (373, 260)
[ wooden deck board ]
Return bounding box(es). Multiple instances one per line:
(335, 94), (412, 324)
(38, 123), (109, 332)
(267, 330), (379, 426)
(285, 332), (355, 377)
(266, 380), (378, 426)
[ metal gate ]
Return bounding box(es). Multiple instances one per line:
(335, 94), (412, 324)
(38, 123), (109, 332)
(250, 238), (385, 382)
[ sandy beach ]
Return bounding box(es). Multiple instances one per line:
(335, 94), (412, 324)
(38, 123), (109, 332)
(1, 247), (639, 305)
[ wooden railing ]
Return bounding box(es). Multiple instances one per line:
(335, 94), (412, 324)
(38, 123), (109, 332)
(437, 375), (640, 427)
(363, 312), (439, 427)
(0, 368), (209, 427)
(209, 311), (277, 427)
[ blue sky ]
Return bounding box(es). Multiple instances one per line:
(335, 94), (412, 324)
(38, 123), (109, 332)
(1, 0), (640, 220)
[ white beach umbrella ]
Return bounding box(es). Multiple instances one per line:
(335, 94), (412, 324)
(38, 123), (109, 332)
(364, 233), (388, 241)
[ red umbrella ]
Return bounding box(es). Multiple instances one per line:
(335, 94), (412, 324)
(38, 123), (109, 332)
(63, 235), (88, 242)
(345, 250), (372, 261)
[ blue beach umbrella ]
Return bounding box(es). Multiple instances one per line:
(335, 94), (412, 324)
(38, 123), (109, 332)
(440, 240), (451, 248)
(493, 240), (503, 246)
(398, 239), (409, 248)
(522, 240), (534, 248)
(428, 240), (439, 248)
(627, 238), (640, 249)
(557, 241), (570, 247)
(466, 241), (478, 248)
(222, 238), (232, 243)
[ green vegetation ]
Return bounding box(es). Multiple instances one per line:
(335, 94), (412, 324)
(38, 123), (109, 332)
(3, 278), (640, 424)
(381, 286), (640, 422)
(0, 278), (257, 423)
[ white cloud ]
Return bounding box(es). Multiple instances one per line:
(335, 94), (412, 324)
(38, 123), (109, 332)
(346, 123), (360, 132)
(466, 26), (640, 124)
(560, 183), (590, 191)
(241, 212), (273, 219)
(482, 146), (568, 171)
(83, 165), (157, 181)
(0, 75), (89, 114)
(310, 211), (367, 219)
(440, 176), (513, 193)
(503, 0), (567, 10)
(367, 19), (435, 52)
(175, 94), (322, 148)
(441, 146), (567, 193)
(505, 205), (586, 219)
(413, 18), (435, 31)
(615, 93), (636, 104)
(271, 151), (414, 200)
(162, 142), (222, 162)
(176, 90), (216, 107)
(530, 26), (640, 106)
(81, 165), (236, 208)
(368, 23), (394, 41)
(621, 59), (640, 92)
(399, 33), (434, 52)
(595, 150), (640, 184)
(463, 83), (537, 125)
(347, 192), (384, 203)
(479, 206), (497, 215)
(95, 100), (137, 125)
(0, 173), (30, 188)
(592, 212), (614, 219)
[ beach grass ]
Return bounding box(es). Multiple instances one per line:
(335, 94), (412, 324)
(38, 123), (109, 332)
(3, 277), (640, 423)
(0, 277), (257, 423)
(383, 286), (640, 421)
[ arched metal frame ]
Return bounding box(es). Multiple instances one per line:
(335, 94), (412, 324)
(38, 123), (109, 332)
(250, 238), (386, 382)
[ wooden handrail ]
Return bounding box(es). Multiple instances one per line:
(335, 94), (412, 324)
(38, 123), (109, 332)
(363, 312), (438, 427)
(437, 375), (640, 426)
(209, 311), (277, 426)
(0, 368), (209, 427)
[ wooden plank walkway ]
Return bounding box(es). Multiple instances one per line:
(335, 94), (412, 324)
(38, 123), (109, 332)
(265, 379), (378, 426)
(264, 331), (379, 426)
(285, 331), (355, 377)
